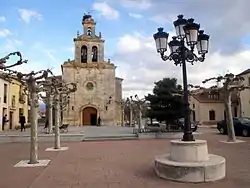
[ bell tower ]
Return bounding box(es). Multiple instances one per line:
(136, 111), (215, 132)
(73, 14), (105, 64)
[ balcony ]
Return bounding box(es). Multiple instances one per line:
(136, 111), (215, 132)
(19, 94), (26, 104)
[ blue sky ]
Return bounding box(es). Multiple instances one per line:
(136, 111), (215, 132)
(1, 0), (250, 97)
(0, 0), (162, 74)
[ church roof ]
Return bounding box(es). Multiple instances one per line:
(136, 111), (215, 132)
(82, 14), (92, 22)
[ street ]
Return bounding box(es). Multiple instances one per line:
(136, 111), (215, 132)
(0, 128), (249, 188)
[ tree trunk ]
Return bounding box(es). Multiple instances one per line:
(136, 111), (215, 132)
(225, 92), (236, 142)
(121, 105), (124, 126)
(48, 95), (53, 134)
(29, 82), (38, 164)
(129, 105), (133, 127)
(54, 93), (61, 149)
(138, 108), (142, 129)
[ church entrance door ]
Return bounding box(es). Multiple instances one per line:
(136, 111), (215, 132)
(82, 107), (97, 126)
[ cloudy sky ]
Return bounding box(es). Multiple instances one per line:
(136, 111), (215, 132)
(0, 0), (249, 98)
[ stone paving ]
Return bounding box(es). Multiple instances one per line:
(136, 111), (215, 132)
(0, 126), (134, 136)
(0, 129), (249, 188)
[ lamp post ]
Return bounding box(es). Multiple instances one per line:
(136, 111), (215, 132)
(153, 14), (209, 141)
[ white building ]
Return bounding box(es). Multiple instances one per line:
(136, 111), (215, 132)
(238, 69), (250, 117)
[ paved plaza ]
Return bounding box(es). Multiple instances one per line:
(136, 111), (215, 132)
(0, 129), (250, 188)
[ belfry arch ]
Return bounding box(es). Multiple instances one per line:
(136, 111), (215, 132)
(92, 46), (98, 62)
(81, 45), (87, 63)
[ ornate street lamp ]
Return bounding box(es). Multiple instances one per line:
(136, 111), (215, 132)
(153, 14), (209, 141)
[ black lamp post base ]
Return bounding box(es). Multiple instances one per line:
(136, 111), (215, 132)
(182, 133), (195, 141)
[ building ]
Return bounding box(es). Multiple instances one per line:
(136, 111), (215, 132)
(0, 75), (9, 130)
(189, 89), (240, 125)
(0, 74), (29, 130)
(61, 14), (123, 126)
(8, 78), (29, 129)
(238, 69), (250, 117)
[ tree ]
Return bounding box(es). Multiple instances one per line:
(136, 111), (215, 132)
(39, 76), (77, 149)
(145, 77), (184, 126)
(190, 73), (250, 142)
(5, 68), (51, 164)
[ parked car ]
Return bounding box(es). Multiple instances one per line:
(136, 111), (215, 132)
(175, 118), (198, 132)
(217, 117), (250, 137)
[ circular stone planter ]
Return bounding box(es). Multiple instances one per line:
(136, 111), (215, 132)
(154, 139), (226, 183)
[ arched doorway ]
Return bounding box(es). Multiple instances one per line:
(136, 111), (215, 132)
(82, 107), (97, 126)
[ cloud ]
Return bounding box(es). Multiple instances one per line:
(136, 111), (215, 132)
(114, 32), (250, 98)
(92, 2), (119, 20)
(33, 43), (57, 62)
(0, 38), (23, 59)
(120, 0), (151, 10)
(149, 14), (176, 25)
(128, 13), (143, 19)
(146, 0), (250, 55)
(0, 16), (6, 22)
(116, 34), (141, 53)
(18, 8), (43, 24)
(0, 29), (11, 37)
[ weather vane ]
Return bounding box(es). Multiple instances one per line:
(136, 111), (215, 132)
(84, 9), (94, 15)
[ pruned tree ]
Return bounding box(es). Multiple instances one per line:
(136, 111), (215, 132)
(115, 99), (128, 126)
(189, 73), (250, 142)
(131, 95), (146, 130)
(5, 68), (52, 164)
(39, 76), (77, 149)
(0, 51), (27, 69)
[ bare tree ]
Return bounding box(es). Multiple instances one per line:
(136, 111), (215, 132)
(190, 73), (250, 142)
(0, 51), (27, 69)
(39, 76), (77, 149)
(116, 98), (130, 126)
(5, 68), (52, 164)
(131, 95), (146, 131)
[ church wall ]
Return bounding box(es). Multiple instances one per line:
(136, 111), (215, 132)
(62, 66), (116, 126)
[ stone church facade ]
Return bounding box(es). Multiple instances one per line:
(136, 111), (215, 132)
(61, 14), (123, 126)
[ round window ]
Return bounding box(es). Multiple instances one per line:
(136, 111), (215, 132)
(86, 82), (94, 90)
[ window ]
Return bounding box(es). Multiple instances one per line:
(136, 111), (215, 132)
(19, 108), (24, 117)
(248, 77), (250, 86)
(11, 95), (16, 107)
(192, 104), (195, 108)
(192, 111), (196, 121)
(81, 45), (88, 63)
(234, 107), (238, 117)
(209, 110), (215, 120)
(87, 27), (92, 36)
(86, 82), (94, 91)
(92, 46), (98, 62)
(208, 93), (219, 100)
(3, 83), (7, 103)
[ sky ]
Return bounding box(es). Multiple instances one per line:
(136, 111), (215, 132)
(0, 0), (250, 98)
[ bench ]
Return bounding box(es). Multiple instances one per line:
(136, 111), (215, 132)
(53, 124), (69, 133)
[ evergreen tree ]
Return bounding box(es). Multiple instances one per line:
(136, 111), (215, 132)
(145, 77), (184, 125)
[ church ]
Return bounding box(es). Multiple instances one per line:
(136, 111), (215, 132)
(61, 14), (123, 126)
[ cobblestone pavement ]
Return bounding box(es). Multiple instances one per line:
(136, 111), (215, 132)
(0, 130), (249, 188)
(0, 126), (134, 136)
